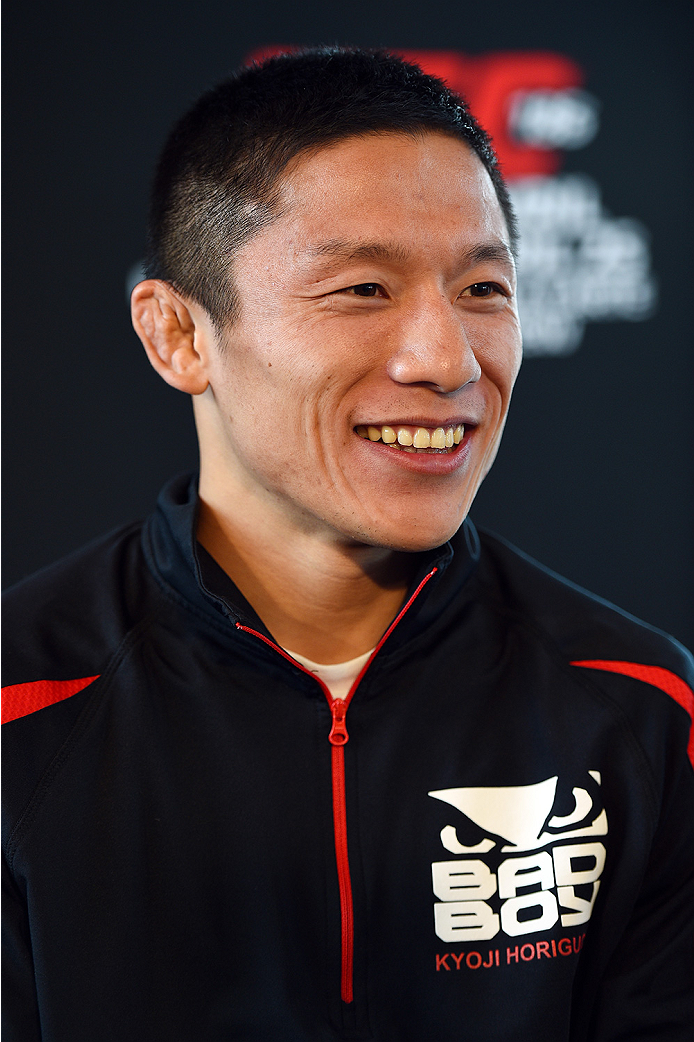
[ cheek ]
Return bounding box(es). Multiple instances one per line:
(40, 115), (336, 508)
(472, 324), (522, 405)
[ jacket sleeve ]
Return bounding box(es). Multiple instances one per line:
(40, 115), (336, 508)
(2, 856), (42, 1042)
(585, 750), (694, 1040)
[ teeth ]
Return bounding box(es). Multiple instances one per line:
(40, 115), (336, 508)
(356, 423), (465, 452)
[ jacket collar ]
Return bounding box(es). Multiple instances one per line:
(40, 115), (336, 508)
(144, 473), (480, 650)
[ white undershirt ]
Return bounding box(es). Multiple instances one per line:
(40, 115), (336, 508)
(285, 647), (375, 700)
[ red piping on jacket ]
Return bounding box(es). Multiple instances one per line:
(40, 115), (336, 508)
(1, 676), (100, 724)
(572, 660), (694, 767)
(236, 565), (438, 1005)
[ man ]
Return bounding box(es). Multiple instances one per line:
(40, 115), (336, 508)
(3, 48), (693, 1041)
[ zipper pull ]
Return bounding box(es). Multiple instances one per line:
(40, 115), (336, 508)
(329, 699), (349, 745)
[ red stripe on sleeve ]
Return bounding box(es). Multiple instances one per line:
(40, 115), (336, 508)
(1, 676), (100, 724)
(571, 660), (694, 766)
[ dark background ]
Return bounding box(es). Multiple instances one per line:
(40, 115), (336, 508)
(3, 0), (692, 647)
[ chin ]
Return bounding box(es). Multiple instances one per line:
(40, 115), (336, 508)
(394, 531), (462, 554)
(356, 517), (466, 554)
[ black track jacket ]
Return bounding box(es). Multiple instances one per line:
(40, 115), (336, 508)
(3, 474), (694, 1041)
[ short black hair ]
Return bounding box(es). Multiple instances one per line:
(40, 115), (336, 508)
(145, 46), (518, 327)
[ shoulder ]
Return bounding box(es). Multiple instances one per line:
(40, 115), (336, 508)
(1, 521), (162, 852)
(2, 520), (155, 707)
(475, 528), (692, 676)
(474, 527), (694, 766)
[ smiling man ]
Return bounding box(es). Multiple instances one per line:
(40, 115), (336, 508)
(3, 49), (693, 1042)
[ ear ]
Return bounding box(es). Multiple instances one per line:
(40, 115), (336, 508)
(131, 280), (210, 395)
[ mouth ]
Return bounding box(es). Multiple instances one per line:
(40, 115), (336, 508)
(355, 423), (465, 454)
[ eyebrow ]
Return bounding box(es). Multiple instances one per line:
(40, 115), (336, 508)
(307, 239), (411, 265)
(304, 237), (515, 271)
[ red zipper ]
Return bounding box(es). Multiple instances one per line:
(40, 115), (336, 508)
(236, 565), (438, 1006)
(328, 700), (354, 1002)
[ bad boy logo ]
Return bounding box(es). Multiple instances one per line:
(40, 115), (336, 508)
(428, 773), (607, 943)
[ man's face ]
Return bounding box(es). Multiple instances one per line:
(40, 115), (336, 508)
(200, 131), (522, 552)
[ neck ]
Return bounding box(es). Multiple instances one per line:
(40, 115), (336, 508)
(196, 484), (415, 665)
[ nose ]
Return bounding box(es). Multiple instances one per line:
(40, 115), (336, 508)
(386, 294), (482, 394)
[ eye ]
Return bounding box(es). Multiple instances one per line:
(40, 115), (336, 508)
(460, 282), (505, 298)
(344, 283), (383, 297)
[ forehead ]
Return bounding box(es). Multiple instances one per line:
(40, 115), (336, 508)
(267, 131), (509, 259)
